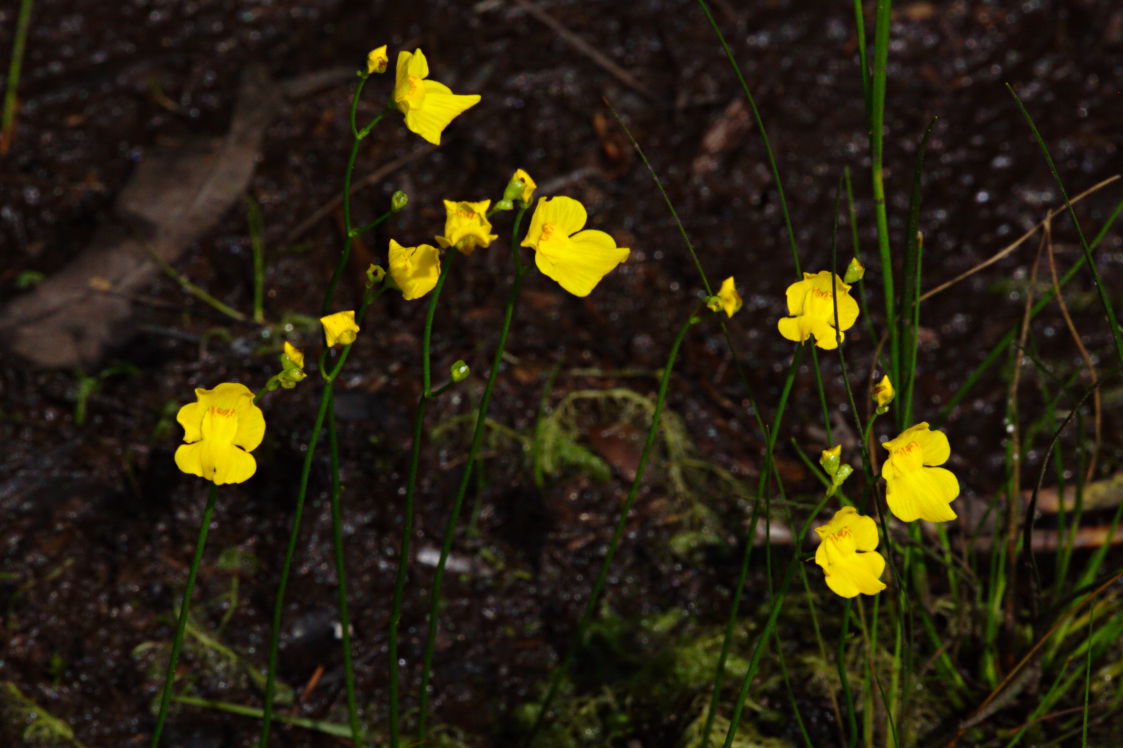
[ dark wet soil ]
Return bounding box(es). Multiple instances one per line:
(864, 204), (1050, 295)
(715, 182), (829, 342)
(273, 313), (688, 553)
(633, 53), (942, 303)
(3, 1), (1123, 746)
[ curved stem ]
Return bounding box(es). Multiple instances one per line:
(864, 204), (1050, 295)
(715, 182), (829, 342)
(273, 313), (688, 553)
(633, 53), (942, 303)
(388, 254), (457, 747)
(525, 304), (702, 744)
(417, 208), (528, 741)
(151, 483), (218, 747)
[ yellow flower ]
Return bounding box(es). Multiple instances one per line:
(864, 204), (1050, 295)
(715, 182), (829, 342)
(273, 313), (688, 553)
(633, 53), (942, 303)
(716, 276), (743, 317)
(393, 49), (480, 145)
(820, 444), (842, 476)
(366, 45), (389, 75)
(777, 271), (859, 350)
(283, 341), (304, 370)
(511, 169), (536, 205)
(521, 196), (630, 297)
(434, 200), (497, 255)
(873, 374), (895, 410)
(881, 422), (960, 523)
(814, 507), (886, 598)
(321, 310), (360, 347)
(174, 383), (265, 485)
(389, 239), (441, 300)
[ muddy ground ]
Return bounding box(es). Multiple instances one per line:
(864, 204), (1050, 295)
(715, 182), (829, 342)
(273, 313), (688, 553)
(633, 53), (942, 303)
(2, 0), (1123, 745)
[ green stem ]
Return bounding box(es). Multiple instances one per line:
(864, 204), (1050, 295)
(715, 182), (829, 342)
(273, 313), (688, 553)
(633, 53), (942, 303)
(1, 0), (33, 151)
(417, 207), (528, 741)
(388, 254), (457, 747)
(525, 304), (703, 744)
(151, 483), (218, 747)
(326, 389), (364, 745)
(696, 0), (801, 277)
(868, 0), (898, 403)
(259, 384), (333, 747)
(247, 196), (266, 324)
(699, 345), (803, 747)
(721, 490), (834, 748)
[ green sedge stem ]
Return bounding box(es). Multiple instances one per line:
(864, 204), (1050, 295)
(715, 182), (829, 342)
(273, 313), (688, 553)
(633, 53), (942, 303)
(1, 0), (33, 152)
(1006, 83), (1123, 373)
(696, 0), (801, 277)
(326, 389), (364, 745)
(721, 490), (834, 748)
(259, 384), (333, 746)
(934, 198), (1123, 425)
(172, 695), (353, 738)
(699, 344), (803, 747)
(388, 254), (457, 748)
(838, 601), (859, 747)
(869, 0), (899, 413)
(525, 304), (703, 745)
(247, 196), (266, 324)
(151, 483), (218, 747)
(417, 206), (528, 741)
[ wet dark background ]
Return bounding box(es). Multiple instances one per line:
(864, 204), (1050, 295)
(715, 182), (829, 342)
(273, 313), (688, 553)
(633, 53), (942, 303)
(2, 0), (1123, 745)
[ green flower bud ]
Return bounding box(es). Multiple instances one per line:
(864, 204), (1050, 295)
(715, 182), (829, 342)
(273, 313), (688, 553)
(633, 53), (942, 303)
(843, 257), (865, 284)
(450, 360), (470, 383)
(391, 190), (409, 213)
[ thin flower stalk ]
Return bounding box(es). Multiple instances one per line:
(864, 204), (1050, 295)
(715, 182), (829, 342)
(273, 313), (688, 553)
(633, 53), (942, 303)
(417, 208), (528, 742)
(150, 483), (218, 748)
(259, 71), (390, 745)
(388, 253), (457, 748)
(525, 302), (702, 744)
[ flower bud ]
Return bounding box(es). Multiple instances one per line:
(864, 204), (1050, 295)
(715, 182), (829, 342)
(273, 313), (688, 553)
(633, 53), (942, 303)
(391, 190), (409, 213)
(366, 45), (389, 75)
(820, 444), (842, 477)
(873, 374), (895, 413)
(503, 168), (536, 207)
(450, 360), (470, 383)
(366, 264), (387, 289)
(843, 257), (865, 284)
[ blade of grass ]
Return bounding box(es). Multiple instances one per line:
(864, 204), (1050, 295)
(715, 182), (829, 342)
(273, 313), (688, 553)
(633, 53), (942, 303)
(1, 0), (33, 154)
(1006, 83), (1123, 371)
(695, 0), (801, 278)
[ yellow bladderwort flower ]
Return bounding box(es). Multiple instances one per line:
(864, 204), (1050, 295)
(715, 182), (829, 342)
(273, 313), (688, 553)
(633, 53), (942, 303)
(873, 374), (895, 411)
(521, 196), (630, 297)
(814, 506), (886, 598)
(777, 270), (860, 350)
(706, 276), (743, 317)
(366, 45), (389, 75)
(511, 169), (536, 206)
(389, 239), (441, 300)
(393, 49), (480, 145)
(881, 422), (960, 522)
(321, 310), (360, 347)
(434, 200), (497, 255)
(174, 383), (266, 485)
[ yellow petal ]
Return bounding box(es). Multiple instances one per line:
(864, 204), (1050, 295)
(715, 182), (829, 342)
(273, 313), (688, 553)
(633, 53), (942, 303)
(717, 276), (743, 317)
(402, 81), (479, 145)
(389, 239), (441, 300)
(810, 317), (843, 350)
(366, 45), (389, 75)
(209, 446), (257, 485)
(777, 315), (810, 344)
(784, 275), (816, 316)
(321, 310), (360, 347)
(822, 550), (886, 598)
(539, 195), (588, 237)
(176, 399), (205, 443)
(175, 442), (206, 479)
(534, 230), (629, 297)
(886, 466), (959, 523)
(849, 511), (880, 552)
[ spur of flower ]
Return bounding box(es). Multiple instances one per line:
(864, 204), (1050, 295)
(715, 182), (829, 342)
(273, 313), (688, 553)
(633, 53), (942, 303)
(881, 422), (960, 523)
(174, 383), (265, 485)
(814, 506), (886, 598)
(520, 196), (630, 297)
(321, 310), (360, 347)
(435, 200), (496, 255)
(393, 48), (480, 145)
(706, 276), (743, 318)
(389, 239), (441, 300)
(777, 271), (859, 350)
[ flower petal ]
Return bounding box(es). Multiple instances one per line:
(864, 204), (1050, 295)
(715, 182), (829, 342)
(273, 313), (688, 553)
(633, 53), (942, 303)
(176, 399), (205, 443)
(886, 465), (959, 523)
(850, 512), (881, 552)
(912, 424), (951, 466)
(784, 275), (816, 316)
(210, 446), (257, 485)
(810, 318), (843, 350)
(402, 82), (479, 145)
(542, 195), (588, 236)
(534, 229), (629, 297)
(777, 316), (811, 344)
